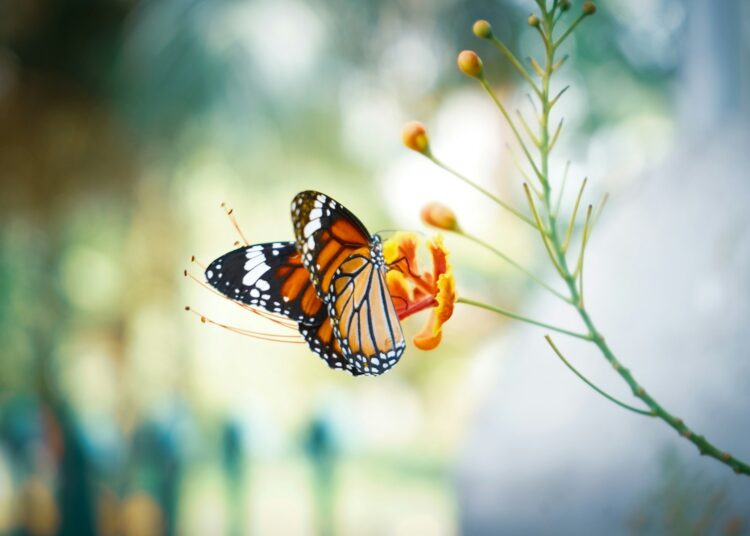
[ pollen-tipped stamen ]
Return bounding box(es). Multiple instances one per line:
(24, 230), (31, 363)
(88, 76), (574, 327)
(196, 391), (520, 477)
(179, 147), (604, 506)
(184, 306), (304, 343)
(221, 202), (250, 247)
(190, 255), (207, 271)
(183, 269), (298, 330)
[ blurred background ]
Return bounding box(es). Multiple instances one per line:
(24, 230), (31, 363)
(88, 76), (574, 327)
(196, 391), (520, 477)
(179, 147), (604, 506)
(0, 0), (748, 534)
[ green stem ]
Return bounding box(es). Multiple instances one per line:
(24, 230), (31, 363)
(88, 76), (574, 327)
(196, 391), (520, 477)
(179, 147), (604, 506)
(457, 297), (590, 340)
(553, 12), (588, 50)
(553, 160), (571, 219)
(489, 36), (542, 97)
(427, 153), (537, 229)
(523, 184), (565, 277)
(544, 336), (654, 417)
(458, 230), (571, 303)
(532, 5), (750, 476)
(477, 76), (545, 185)
(562, 178), (587, 252)
(425, 2), (750, 477)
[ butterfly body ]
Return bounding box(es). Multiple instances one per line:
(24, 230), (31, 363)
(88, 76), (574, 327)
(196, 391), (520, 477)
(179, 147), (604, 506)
(206, 191), (405, 376)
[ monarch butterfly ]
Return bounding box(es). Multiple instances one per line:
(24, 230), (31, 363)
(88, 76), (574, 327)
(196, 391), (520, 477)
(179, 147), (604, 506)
(205, 191), (406, 376)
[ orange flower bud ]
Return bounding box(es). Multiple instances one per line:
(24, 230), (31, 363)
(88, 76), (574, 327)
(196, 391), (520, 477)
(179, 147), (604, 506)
(402, 121), (430, 153)
(457, 50), (483, 78)
(527, 14), (540, 27)
(472, 20), (493, 39)
(421, 202), (459, 232)
(582, 2), (596, 15)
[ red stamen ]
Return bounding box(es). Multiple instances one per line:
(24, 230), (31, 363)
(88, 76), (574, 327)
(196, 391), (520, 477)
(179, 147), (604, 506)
(396, 295), (438, 321)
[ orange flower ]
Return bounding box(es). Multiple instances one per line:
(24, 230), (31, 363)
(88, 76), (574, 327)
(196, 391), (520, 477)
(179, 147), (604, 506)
(383, 232), (456, 350)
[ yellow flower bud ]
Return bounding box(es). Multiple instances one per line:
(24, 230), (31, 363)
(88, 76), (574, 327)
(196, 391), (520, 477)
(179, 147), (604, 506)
(582, 2), (596, 15)
(402, 121), (430, 153)
(527, 14), (540, 27)
(421, 202), (459, 232)
(472, 20), (493, 39)
(457, 50), (483, 78)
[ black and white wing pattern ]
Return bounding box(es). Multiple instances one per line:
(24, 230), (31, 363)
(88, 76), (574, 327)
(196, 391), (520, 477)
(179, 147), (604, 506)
(205, 241), (326, 324)
(290, 190), (373, 300)
(297, 318), (363, 376)
(204, 191), (407, 377)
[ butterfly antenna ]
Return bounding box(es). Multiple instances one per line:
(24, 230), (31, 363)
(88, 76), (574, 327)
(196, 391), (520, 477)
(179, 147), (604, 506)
(221, 202), (250, 247)
(184, 306), (304, 344)
(183, 268), (298, 331)
(376, 228), (427, 239)
(386, 255), (422, 280)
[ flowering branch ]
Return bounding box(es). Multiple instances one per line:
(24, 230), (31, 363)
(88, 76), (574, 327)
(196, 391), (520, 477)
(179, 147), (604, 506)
(402, 121), (538, 229)
(406, 0), (750, 476)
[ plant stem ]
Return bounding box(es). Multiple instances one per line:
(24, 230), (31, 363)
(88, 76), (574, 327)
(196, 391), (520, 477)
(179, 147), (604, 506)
(477, 76), (545, 185)
(457, 297), (590, 340)
(489, 36), (542, 97)
(544, 336), (654, 417)
(427, 153), (537, 229)
(530, 4), (750, 476)
(458, 230), (571, 303)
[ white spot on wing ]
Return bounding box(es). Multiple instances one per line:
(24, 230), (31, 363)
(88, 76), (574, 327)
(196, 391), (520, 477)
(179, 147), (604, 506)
(242, 262), (270, 286)
(304, 219), (321, 237)
(244, 254), (267, 271)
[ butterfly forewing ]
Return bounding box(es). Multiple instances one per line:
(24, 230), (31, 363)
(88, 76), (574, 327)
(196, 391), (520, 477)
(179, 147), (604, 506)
(205, 242), (326, 324)
(327, 247), (406, 375)
(291, 191), (372, 300)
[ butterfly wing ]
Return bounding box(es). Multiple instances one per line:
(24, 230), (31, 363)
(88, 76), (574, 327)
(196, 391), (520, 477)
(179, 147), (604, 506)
(205, 242), (326, 324)
(298, 318), (366, 376)
(327, 249), (406, 375)
(291, 191), (372, 300)
(292, 190), (405, 375)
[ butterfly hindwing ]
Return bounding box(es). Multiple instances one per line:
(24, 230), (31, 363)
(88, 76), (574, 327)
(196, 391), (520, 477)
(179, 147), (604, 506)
(291, 191), (372, 300)
(205, 242), (326, 324)
(298, 318), (364, 376)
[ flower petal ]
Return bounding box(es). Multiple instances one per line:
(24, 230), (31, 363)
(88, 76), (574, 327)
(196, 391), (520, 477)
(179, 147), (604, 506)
(413, 311), (442, 350)
(383, 231), (419, 269)
(435, 269), (456, 324)
(427, 234), (449, 282)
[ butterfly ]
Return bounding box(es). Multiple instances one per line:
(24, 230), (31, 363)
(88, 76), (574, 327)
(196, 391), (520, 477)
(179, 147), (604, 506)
(204, 191), (406, 376)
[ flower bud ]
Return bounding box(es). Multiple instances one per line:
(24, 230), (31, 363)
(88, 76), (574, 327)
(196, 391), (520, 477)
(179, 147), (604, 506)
(582, 2), (596, 15)
(402, 121), (430, 153)
(421, 202), (459, 232)
(457, 50), (483, 78)
(527, 14), (540, 27)
(559, 0), (571, 11)
(472, 20), (493, 39)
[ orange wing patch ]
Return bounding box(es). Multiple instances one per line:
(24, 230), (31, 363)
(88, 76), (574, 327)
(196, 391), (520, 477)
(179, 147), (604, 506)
(329, 252), (405, 374)
(291, 191), (372, 300)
